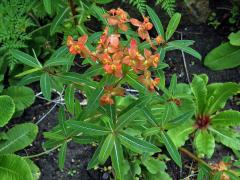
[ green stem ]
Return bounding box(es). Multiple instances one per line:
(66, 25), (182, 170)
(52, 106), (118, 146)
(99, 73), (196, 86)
(23, 144), (62, 159)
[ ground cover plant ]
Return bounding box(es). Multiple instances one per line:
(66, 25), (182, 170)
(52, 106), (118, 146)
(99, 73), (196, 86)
(0, 0), (239, 180)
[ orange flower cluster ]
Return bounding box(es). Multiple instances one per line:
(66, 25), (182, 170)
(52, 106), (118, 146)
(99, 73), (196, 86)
(100, 86), (125, 105)
(67, 8), (162, 105)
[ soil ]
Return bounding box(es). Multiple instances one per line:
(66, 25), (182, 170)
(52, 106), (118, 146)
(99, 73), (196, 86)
(11, 0), (240, 180)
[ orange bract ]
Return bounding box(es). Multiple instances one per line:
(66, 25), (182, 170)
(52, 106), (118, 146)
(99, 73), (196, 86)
(138, 71), (160, 91)
(100, 86), (125, 105)
(67, 35), (92, 58)
(104, 8), (128, 32)
(130, 17), (153, 40)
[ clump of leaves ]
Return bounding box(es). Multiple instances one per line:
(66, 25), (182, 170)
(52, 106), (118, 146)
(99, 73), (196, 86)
(169, 74), (240, 159)
(0, 0), (35, 70)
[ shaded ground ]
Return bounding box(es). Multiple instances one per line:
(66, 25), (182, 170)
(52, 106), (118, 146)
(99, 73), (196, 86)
(12, 0), (240, 180)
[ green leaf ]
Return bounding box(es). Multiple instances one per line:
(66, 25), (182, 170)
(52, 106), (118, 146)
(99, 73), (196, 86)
(58, 106), (67, 136)
(40, 73), (51, 100)
(25, 159), (41, 180)
(116, 96), (152, 130)
(65, 84), (75, 114)
(73, 136), (96, 144)
(95, 0), (113, 4)
(90, 4), (107, 25)
(194, 130), (215, 158)
(209, 127), (240, 150)
(44, 57), (73, 67)
(167, 111), (194, 125)
(168, 122), (195, 147)
(0, 95), (15, 127)
(11, 50), (42, 68)
(212, 110), (240, 126)
(3, 86), (35, 111)
(191, 74), (208, 114)
(160, 131), (182, 167)
(50, 7), (70, 35)
(66, 120), (110, 136)
(142, 157), (166, 174)
(206, 82), (240, 114)
(0, 123), (38, 153)
(228, 31), (240, 46)
(0, 154), (33, 180)
(111, 137), (124, 180)
(87, 139), (104, 169)
(58, 72), (96, 89)
(119, 132), (160, 153)
(125, 72), (147, 93)
(83, 64), (104, 77)
(43, 0), (52, 15)
(18, 73), (41, 86)
(142, 107), (158, 126)
(98, 134), (115, 163)
(146, 5), (164, 37)
(165, 13), (181, 41)
(167, 41), (201, 60)
(204, 42), (240, 70)
(143, 127), (160, 137)
(58, 142), (67, 170)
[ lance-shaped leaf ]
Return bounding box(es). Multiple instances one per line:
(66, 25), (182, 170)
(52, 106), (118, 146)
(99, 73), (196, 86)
(11, 50), (42, 68)
(18, 71), (41, 85)
(65, 84), (75, 114)
(58, 142), (67, 170)
(0, 123), (38, 153)
(43, 0), (52, 15)
(111, 137), (124, 180)
(160, 131), (182, 167)
(146, 5), (164, 37)
(194, 130), (215, 158)
(58, 72), (97, 89)
(125, 72), (147, 93)
(119, 132), (160, 153)
(0, 154), (33, 180)
(142, 107), (159, 126)
(209, 127), (240, 150)
(58, 106), (67, 136)
(98, 134), (115, 163)
(116, 96), (152, 130)
(167, 41), (201, 60)
(66, 120), (110, 136)
(165, 13), (181, 41)
(191, 75), (208, 114)
(44, 57), (73, 67)
(0, 95), (15, 127)
(40, 73), (52, 100)
(50, 7), (70, 35)
(87, 139), (105, 169)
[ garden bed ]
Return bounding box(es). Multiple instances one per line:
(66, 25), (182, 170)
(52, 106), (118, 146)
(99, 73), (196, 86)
(3, 0), (239, 179)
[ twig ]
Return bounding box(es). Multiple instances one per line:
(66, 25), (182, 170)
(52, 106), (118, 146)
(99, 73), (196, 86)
(180, 32), (191, 84)
(36, 103), (58, 125)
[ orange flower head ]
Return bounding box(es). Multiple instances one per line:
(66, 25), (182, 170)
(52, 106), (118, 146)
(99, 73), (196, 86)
(144, 49), (160, 68)
(156, 35), (164, 45)
(67, 35), (93, 58)
(139, 71), (160, 91)
(105, 8), (128, 31)
(130, 16), (153, 40)
(100, 86), (125, 105)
